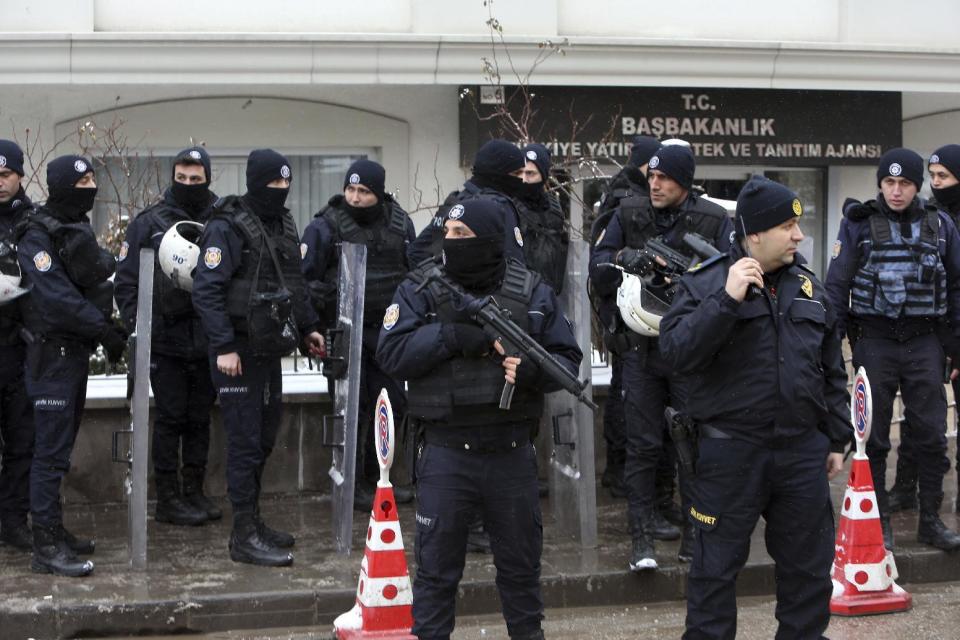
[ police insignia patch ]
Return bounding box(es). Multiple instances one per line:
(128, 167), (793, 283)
(280, 165), (291, 179)
(448, 204), (464, 220)
(832, 240), (842, 259)
(514, 226), (524, 247)
(204, 247), (222, 269)
(118, 241), (129, 262)
(33, 251), (52, 272)
(382, 303), (399, 330)
(526, 150), (538, 161)
(792, 199), (802, 216)
(189, 150), (202, 160)
(0, 156), (6, 168)
(300, 242), (308, 259)
(799, 274), (813, 298)
(649, 155), (660, 169)
(595, 228), (606, 247)
(74, 159), (87, 173)
(889, 162), (902, 176)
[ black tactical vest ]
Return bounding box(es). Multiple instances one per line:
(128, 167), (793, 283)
(516, 194), (569, 294)
(621, 194), (728, 255)
(850, 208), (946, 319)
(406, 259), (544, 426)
(321, 200), (408, 326)
(215, 197), (306, 356)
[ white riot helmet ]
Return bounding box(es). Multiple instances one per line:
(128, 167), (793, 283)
(616, 270), (672, 337)
(0, 242), (27, 305)
(159, 221), (204, 292)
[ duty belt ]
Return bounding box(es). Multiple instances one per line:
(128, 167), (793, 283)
(423, 427), (531, 454)
(700, 423), (816, 449)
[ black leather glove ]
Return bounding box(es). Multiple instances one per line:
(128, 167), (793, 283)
(442, 322), (491, 357)
(842, 198), (873, 221)
(514, 357), (540, 390)
(99, 325), (128, 363)
(616, 248), (655, 276)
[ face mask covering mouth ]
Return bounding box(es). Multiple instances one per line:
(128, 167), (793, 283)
(442, 234), (505, 292)
(171, 181), (211, 214)
(933, 183), (960, 211)
(345, 202), (383, 225)
(48, 187), (99, 221)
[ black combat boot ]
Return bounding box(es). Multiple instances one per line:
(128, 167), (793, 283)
(0, 518), (33, 551)
(647, 509), (681, 541)
(155, 472), (208, 526)
(254, 505), (295, 549)
(229, 510), (293, 567)
(58, 523), (94, 555)
(677, 522), (695, 563)
(629, 514), (657, 572)
(887, 454), (918, 513)
(879, 513), (895, 551)
(182, 467), (222, 521)
(32, 524), (94, 577)
(917, 495), (960, 551)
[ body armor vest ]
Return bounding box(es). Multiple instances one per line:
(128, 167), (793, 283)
(621, 194), (727, 254)
(850, 209), (946, 319)
(516, 194), (568, 294)
(321, 200), (408, 326)
(215, 197), (306, 356)
(406, 259), (544, 426)
(0, 197), (30, 345)
(145, 204), (195, 321)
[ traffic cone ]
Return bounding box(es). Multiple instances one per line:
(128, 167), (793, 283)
(334, 390), (416, 639)
(830, 454), (912, 615)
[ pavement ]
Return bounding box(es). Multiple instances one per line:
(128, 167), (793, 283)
(1, 444), (959, 639)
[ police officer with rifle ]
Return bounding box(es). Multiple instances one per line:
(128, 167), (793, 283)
(377, 198), (583, 640)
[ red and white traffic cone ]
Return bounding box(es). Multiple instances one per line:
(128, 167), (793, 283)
(830, 368), (911, 616)
(334, 390), (416, 639)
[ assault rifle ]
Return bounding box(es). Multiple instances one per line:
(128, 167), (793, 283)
(414, 266), (598, 411)
(643, 232), (722, 279)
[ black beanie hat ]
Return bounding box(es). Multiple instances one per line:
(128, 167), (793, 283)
(446, 197), (506, 237)
(47, 155), (94, 191)
(647, 145), (695, 190)
(343, 159), (386, 203)
(521, 143), (551, 182)
(172, 146), (211, 183)
(735, 175), (803, 236)
(0, 140), (25, 176)
(246, 148), (291, 191)
(472, 139), (525, 176)
(627, 135), (661, 168)
(929, 144), (960, 181)
(876, 147), (923, 189)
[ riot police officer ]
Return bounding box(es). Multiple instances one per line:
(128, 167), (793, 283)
(377, 198), (582, 640)
(825, 147), (960, 551)
(888, 143), (960, 514)
(301, 159), (415, 509)
(0, 140), (35, 551)
(115, 146), (219, 527)
(660, 175), (850, 640)
(17, 155), (127, 576)
(407, 139), (526, 266)
(192, 149), (325, 566)
(591, 144), (732, 570)
(515, 143), (568, 295)
(589, 136), (661, 500)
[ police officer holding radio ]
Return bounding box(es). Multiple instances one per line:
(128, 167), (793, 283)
(115, 146), (219, 528)
(301, 159), (415, 509)
(591, 144), (731, 571)
(17, 155), (125, 577)
(0, 140), (35, 551)
(660, 175), (850, 639)
(825, 147), (960, 552)
(192, 149), (325, 566)
(377, 198), (581, 640)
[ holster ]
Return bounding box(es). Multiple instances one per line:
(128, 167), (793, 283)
(665, 407), (699, 478)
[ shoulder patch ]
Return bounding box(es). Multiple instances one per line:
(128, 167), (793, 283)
(300, 242), (308, 260)
(382, 303), (400, 330)
(514, 226), (524, 247)
(33, 250), (52, 273)
(832, 240), (842, 259)
(204, 247), (222, 269)
(595, 227), (606, 247)
(799, 273), (813, 298)
(118, 241), (129, 262)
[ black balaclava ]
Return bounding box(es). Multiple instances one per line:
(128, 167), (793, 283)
(470, 139), (526, 200)
(518, 143), (551, 207)
(442, 198), (506, 293)
(244, 148), (291, 217)
(46, 155), (97, 222)
(170, 146), (212, 215)
(342, 159), (387, 226)
(627, 135), (661, 168)
(930, 144), (960, 212)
